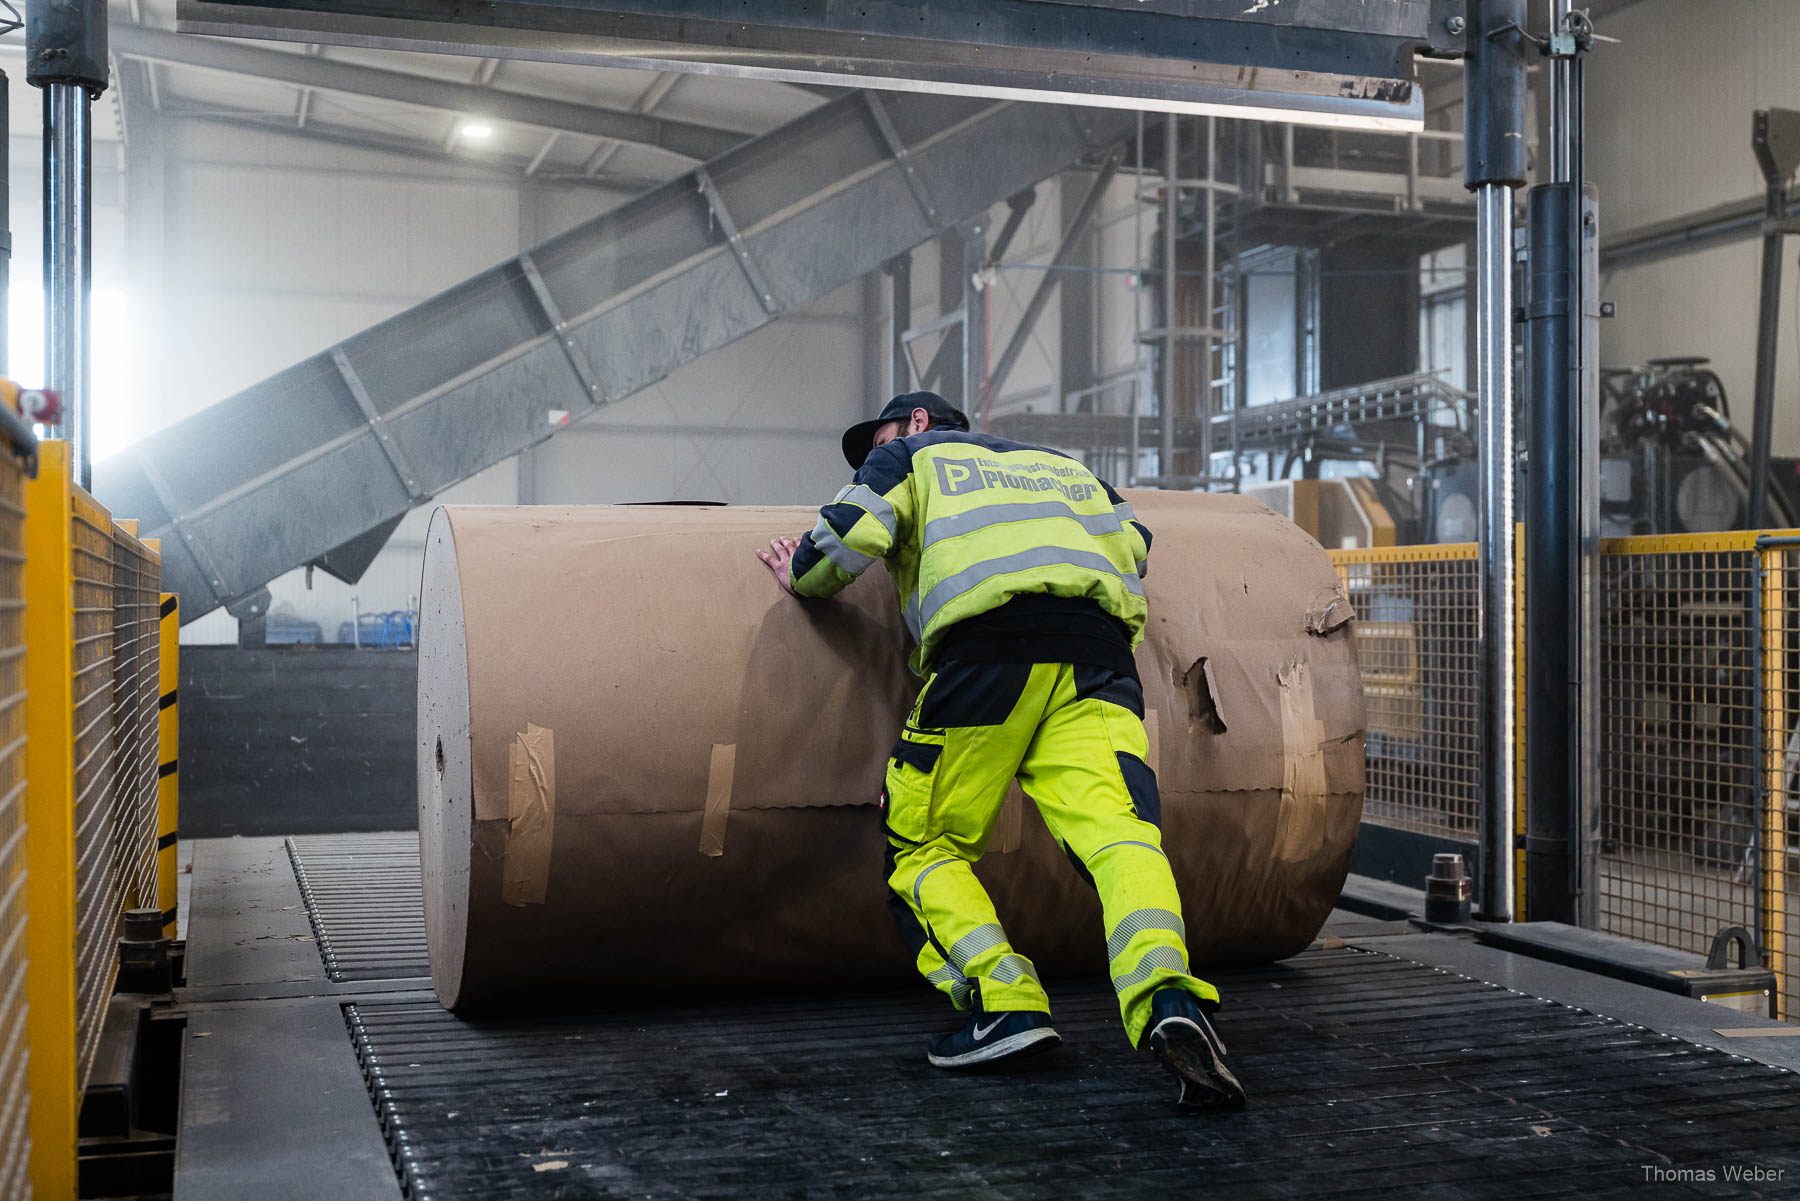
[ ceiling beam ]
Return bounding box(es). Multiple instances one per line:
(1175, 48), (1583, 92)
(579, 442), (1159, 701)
(175, 0), (1434, 128)
(164, 100), (662, 190)
(111, 23), (747, 162)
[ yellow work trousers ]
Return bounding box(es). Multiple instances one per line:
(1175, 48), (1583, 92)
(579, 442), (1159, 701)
(882, 659), (1219, 1047)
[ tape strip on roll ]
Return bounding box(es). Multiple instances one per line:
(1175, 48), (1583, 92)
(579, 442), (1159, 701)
(1274, 658), (1328, 863)
(699, 743), (736, 857)
(502, 723), (556, 906)
(992, 782), (1025, 854)
(1143, 708), (1161, 778)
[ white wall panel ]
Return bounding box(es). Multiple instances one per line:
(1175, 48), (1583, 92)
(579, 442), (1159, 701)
(1591, 0), (1800, 455)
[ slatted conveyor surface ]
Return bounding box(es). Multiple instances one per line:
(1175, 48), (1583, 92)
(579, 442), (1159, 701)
(286, 833), (430, 981)
(345, 946), (1800, 1200)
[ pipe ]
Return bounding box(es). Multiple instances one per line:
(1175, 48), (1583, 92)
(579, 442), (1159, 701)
(43, 84), (91, 489)
(1159, 113), (1178, 483)
(1748, 174), (1784, 531)
(1201, 115), (1215, 484)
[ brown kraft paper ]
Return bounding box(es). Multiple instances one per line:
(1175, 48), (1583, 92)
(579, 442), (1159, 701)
(417, 492), (1366, 1011)
(1274, 658), (1329, 864)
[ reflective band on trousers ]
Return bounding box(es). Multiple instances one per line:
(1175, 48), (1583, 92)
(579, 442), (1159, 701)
(920, 545), (1143, 632)
(1112, 945), (1188, 992)
(922, 500), (1123, 549)
(810, 520), (874, 574)
(839, 483), (898, 536)
(989, 953), (1039, 986)
(1091, 839), (1166, 862)
(947, 922), (1008, 971)
(926, 964), (973, 1007)
(912, 857), (955, 909)
(1106, 907), (1186, 964)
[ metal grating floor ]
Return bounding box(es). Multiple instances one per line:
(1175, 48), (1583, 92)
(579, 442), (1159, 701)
(346, 947), (1800, 1200)
(286, 833), (430, 981)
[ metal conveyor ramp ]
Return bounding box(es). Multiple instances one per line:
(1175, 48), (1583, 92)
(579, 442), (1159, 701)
(97, 93), (1133, 620)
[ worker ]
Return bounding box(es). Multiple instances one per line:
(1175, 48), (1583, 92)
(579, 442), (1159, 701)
(754, 390), (1245, 1111)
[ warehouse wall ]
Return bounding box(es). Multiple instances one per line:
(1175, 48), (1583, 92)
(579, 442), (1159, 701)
(1590, 0), (1800, 452)
(136, 120), (879, 642)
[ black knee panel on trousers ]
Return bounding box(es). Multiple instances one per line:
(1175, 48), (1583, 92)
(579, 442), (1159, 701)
(1116, 752), (1162, 827)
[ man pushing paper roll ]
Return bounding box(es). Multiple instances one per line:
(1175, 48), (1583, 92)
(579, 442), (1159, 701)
(755, 390), (1246, 1111)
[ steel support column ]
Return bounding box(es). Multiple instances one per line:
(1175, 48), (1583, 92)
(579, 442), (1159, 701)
(1748, 109), (1800, 531)
(1524, 182), (1576, 923)
(1524, 0), (1596, 927)
(1465, 0), (1529, 923)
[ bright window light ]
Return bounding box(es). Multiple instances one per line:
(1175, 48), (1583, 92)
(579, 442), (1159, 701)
(460, 123), (493, 141)
(8, 286), (138, 461)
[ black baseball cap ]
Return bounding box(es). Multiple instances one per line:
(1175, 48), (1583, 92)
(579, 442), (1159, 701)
(841, 391), (970, 470)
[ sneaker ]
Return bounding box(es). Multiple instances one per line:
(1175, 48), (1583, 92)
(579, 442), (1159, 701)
(927, 1009), (1061, 1069)
(1144, 988), (1246, 1110)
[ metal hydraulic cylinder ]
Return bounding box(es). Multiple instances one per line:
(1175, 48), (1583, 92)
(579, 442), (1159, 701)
(1464, 0), (1528, 923)
(28, 0), (108, 491)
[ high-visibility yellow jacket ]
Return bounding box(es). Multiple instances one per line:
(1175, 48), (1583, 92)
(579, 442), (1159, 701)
(789, 431), (1152, 675)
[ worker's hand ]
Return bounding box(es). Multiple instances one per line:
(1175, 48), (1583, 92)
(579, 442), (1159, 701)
(756, 535), (802, 596)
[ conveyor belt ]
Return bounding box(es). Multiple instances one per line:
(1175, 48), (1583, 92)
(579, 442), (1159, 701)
(286, 834), (429, 981)
(345, 946), (1800, 1200)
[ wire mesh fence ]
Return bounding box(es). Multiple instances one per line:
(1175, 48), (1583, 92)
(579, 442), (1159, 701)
(69, 489), (118, 1087)
(109, 524), (161, 921)
(1332, 544), (1480, 839)
(1332, 533), (1798, 1020)
(0, 449), (28, 1201)
(1595, 537), (1764, 999)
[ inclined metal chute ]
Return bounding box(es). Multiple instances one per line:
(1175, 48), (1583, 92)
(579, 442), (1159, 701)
(95, 93), (1133, 620)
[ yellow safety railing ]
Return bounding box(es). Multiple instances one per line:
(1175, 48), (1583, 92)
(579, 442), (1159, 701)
(1331, 537), (1527, 918)
(0, 432), (29, 1200)
(1594, 531), (1795, 1019)
(1331, 543), (1481, 838)
(158, 593), (178, 938)
(1333, 529), (1800, 1022)
(23, 440), (168, 1197)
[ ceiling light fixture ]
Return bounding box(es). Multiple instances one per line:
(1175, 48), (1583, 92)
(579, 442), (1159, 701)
(460, 123), (493, 141)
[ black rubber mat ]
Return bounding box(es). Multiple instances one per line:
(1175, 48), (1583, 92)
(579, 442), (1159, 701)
(345, 946), (1800, 1200)
(286, 834), (430, 981)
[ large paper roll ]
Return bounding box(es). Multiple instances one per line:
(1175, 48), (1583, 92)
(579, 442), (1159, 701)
(418, 493), (1364, 1011)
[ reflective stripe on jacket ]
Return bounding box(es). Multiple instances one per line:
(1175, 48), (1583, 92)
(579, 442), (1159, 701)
(788, 430), (1152, 675)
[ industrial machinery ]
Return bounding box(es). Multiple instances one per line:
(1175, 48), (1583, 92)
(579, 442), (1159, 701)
(1599, 357), (1800, 536)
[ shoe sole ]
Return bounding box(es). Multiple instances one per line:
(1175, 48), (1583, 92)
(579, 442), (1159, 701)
(1150, 1017), (1247, 1110)
(927, 1026), (1061, 1069)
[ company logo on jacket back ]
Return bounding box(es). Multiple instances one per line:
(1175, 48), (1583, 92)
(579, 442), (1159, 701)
(934, 456), (1099, 502)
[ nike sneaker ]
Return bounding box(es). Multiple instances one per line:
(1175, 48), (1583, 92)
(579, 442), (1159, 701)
(926, 1009), (1060, 1069)
(1144, 988), (1247, 1110)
